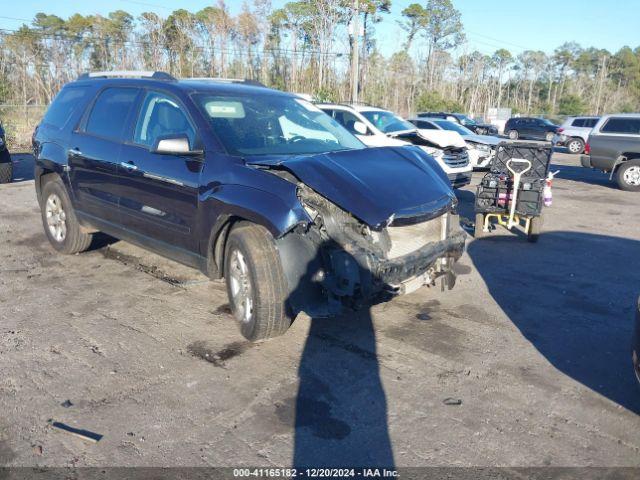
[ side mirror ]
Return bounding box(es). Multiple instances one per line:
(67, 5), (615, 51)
(151, 135), (202, 156)
(353, 121), (368, 135)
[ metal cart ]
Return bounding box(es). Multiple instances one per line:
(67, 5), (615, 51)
(474, 142), (552, 242)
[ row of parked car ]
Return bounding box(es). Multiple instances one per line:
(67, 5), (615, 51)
(312, 103), (503, 190)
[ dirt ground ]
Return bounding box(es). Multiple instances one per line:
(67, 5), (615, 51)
(0, 152), (639, 468)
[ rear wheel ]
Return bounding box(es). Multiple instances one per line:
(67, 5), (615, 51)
(474, 213), (485, 239)
(40, 177), (93, 254)
(0, 161), (11, 184)
(545, 132), (555, 142)
(224, 222), (292, 341)
(615, 160), (640, 192)
(566, 138), (584, 154)
(527, 215), (543, 243)
(508, 130), (519, 140)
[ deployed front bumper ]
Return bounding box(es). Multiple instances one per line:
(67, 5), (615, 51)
(277, 211), (466, 316)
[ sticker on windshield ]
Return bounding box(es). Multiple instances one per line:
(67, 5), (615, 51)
(204, 101), (245, 118)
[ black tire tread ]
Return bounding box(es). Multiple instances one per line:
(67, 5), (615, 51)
(527, 215), (543, 243)
(41, 177), (93, 254)
(0, 162), (12, 184)
(225, 222), (291, 341)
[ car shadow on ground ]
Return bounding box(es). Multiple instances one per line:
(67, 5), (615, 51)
(7, 152), (35, 183)
(550, 162), (614, 188)
(289, 243), (395, 468)
(467, 232), (640, 414)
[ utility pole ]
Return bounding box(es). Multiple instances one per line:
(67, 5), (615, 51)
(351, 0), (360, 103)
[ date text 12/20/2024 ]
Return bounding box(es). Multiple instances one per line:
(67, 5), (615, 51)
(233, 468), (399, 478)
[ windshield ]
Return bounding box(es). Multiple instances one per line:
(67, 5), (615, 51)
(360, 110), (416, 134)
(433, 119), (474, 135)
(457, 114), (477, 126)
(194, 94), (364, 156)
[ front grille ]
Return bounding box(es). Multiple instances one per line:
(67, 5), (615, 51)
(385, 215), (443, 259)
(443, 150), (470, 168)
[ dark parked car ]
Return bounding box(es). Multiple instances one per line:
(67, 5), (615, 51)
(0, 121), (11, 183)
(504, 117), (559, 141)
(634, 296), (640, 386)
(33, 71), (466, 340)
(417, 112), (499, 136)
(581, 114), (640, 191)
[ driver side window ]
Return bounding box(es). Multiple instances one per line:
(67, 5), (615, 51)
(333, 110), (366, 135)
(134, 91), (196, 149)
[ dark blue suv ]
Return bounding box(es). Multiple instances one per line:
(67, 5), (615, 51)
(33, 71), (465, 340)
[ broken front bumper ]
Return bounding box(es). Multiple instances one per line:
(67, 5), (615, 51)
(277, 211), (466, 317)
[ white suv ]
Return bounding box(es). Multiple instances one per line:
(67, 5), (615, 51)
(554, 116), (599, 154)
(318, 103), (472, 188)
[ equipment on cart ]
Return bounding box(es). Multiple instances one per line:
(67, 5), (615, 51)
(474, 142), (552, 242)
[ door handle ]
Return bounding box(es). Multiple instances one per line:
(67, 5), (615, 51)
(120, 162), (138, 171)
(68, 148), (82, 156)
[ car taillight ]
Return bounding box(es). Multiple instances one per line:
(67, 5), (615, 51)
(584, 143), (590, 155)
(558, 127), (564, 133)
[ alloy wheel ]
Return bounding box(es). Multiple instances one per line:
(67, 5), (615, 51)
(568, 140), (582, 153)
(45, 193), (67, 242)
(623, 166), (640, 187)
(228, 248), (253, 324)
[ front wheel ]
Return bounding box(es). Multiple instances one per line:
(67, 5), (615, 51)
(615, 160), (640, 192)
(40, 177), (93, 254)
(508, 130), (519, 140)
(224, 222), (292, 341)
(566, 138), (584, 154)
(0, 161), (12, 184)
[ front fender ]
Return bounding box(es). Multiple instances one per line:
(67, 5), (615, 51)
(198, 184), (311, 273)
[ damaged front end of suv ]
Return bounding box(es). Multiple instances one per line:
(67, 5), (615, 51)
(249, 145), (466, 317)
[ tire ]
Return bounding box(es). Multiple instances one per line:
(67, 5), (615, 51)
(474, 213), (485, 239)
(566, 137), (584, 155)
(508, 130), (519, 140)
(224, 222), (292, 341)
(40, 177), (93, 254)
(0, 161), (11, 184)
(527, 215), (543, 243)
(545, 132), (554, 142)
(615, 160), (640, 192)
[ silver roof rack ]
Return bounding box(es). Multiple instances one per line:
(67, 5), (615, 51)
(184, 77), (266, 87)
(78, 71), (176, 81)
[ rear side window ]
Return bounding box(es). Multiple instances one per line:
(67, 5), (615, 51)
(584, 118), (598, 128)
(572, 118), (585, 127)
(600, 117), (640, 135)
(41, 87), (89, 129)
(85, 87), (139, 140)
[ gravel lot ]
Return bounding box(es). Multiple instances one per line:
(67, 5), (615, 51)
(0, 152), (639, 467)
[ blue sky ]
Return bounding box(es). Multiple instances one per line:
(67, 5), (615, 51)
(0, 0), (638, 57)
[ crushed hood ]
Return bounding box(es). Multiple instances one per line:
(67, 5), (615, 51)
(414, 129), (467, 149)
(246, 146), (456, 228)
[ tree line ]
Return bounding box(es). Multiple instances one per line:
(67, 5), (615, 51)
(0, 0), (639, 123)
